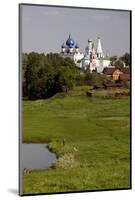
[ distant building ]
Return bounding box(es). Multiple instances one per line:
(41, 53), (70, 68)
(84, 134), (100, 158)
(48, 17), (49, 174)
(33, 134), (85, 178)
(60, 34), (111, 72)
(60, 34), (84, 68)
(103, 67), (130, 81)
(121, 68), (130, 74)
(103, 68), (123, 80)
(119, 73), (130, 81)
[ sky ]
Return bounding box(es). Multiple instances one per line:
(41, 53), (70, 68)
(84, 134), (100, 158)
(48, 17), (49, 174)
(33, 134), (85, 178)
(21, 4), (130, 56)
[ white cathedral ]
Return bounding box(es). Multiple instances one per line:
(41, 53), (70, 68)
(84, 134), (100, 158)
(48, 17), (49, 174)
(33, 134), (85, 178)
(60, 34), (111, 73)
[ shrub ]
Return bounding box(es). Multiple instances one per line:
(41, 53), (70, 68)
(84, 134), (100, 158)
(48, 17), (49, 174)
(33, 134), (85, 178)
(122, 81), (130, 89)
(52, 153), (79, 169)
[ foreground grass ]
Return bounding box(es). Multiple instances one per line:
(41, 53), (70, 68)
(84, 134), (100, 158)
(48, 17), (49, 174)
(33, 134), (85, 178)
(22, 86), (130, 194)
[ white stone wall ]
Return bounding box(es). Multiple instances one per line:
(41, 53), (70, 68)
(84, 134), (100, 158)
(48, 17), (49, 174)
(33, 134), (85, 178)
(96, 59), (111, 73)
(74, 52), (84, 68)
(103, 60), (111, 68)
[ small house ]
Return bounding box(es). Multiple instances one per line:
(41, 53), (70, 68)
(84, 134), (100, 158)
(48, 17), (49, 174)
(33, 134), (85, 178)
(103, 67), (130, 81)
(119, 73), (130, 81)
(103, 67), (123, 80)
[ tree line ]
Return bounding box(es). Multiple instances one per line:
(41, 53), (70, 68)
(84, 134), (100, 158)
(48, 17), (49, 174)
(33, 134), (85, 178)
(110, 53), (130, 69)
(22, 52), (78, 99)
(22, 52), (130, 100)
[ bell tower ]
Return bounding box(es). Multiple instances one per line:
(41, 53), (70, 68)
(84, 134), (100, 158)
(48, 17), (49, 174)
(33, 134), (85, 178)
(97, 37), (103, 58)
(89, 43), (97, 72)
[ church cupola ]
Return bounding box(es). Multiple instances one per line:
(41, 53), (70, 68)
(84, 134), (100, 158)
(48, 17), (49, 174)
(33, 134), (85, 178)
(61, 43), (66, 53)
(85, 39), (92, 55)
(89, 42), (97, 72)
(66, 34), (75, 47)
(75, 43), (79, 48)
(97, 37), (103, 58)
(75, 43), (80, 53)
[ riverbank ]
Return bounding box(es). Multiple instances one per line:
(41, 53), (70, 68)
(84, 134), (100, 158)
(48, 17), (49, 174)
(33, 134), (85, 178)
(22, 86), (130, 194)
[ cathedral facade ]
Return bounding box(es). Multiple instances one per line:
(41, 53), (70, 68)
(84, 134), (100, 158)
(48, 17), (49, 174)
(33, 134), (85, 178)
(60, 34), (111, 73)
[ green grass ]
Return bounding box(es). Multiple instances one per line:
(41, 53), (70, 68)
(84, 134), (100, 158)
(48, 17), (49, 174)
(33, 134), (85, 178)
(22, 86), (130, 194)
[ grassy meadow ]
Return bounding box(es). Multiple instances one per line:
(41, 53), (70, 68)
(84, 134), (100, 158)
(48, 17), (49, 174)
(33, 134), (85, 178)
(22, 86), (130, 194)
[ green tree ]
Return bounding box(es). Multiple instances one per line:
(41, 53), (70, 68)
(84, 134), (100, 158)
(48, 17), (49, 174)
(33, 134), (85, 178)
(115, 60), (124, 69)
(110, 56), (117, 65)
(120, 53), (130, 66)
(23, 52), (78, 99)
(24, 52), (41, 99)
(55, 66), (75, 92)
(22, 53), (28, 97)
